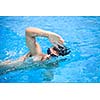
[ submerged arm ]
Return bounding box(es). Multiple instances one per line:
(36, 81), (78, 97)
(18, 52), (32, 62)
(0, 52), (32, 66)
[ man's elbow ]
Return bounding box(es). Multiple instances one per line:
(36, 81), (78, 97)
(25, 27), (38, 36)
(25, 27), (32, 33)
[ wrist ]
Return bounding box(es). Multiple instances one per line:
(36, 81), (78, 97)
(45, 31), (49, 37)
(46, 31), (57, 38)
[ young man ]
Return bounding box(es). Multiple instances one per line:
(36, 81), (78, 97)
(1, 27), (70, 65)
(22, 27), (71, 61)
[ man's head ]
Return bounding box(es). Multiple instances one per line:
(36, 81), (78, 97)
(47, 44), (71, 57)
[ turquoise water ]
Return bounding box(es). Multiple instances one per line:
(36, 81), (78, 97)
(0, 16), (100, 83)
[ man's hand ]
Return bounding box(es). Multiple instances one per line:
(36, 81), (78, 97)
(48, 32), (64, 45)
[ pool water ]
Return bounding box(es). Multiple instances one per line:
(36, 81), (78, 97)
(0, 16), (100, 83)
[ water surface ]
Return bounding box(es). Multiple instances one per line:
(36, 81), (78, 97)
(0, 16), (100, 83)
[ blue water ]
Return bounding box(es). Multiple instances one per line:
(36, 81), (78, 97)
(0, 16), (100, 83)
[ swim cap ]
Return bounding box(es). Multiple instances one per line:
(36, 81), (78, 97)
(55, 44), (71, 56)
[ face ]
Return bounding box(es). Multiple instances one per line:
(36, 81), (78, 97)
(49, 47), (59, 56)
(42, 47), (59, 61)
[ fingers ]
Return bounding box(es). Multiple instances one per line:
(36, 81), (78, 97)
(57, 35), (64, 44)
(57, 38), (64, 44)
(60, 38), (64, 44)
(52, 39), (64, 46)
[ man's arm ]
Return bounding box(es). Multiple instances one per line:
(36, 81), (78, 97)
(26, 27), (64, 45)
(0, 52), (32, 66)
(26, 27), (49, 37)
(18, 52), (32, 62)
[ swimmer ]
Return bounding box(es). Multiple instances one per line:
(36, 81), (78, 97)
(1, 27), (71, 65)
